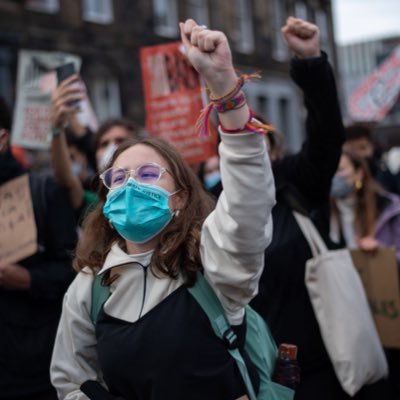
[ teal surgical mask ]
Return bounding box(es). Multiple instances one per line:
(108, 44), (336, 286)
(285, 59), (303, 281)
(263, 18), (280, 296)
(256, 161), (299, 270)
(204, 171), (221, 190)
(103, 178), (178, 243)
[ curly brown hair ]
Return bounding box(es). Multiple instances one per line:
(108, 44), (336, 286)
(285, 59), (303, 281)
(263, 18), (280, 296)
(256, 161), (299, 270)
(74, 136), (216, 286)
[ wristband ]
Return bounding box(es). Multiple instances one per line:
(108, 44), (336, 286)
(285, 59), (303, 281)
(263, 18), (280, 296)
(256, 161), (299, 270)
(47, 126), (65, 143)
(51, 126), (65, 137)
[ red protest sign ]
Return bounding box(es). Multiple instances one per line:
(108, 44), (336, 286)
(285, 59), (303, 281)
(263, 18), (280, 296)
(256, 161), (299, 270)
(140, 42), (217, 164)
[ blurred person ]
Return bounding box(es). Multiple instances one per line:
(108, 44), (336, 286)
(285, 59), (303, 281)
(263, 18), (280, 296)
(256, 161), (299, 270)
(330, 150), (400, 397)
(344, 124), (399, 195)
(50, 76), (139, 215)
(330, 150), (400, 265)
(50, 20), (275, 400)
(0, 97), (77, 400)
(94, 118), (139, 172)
(251, 17), (394, 399)
(199, 154), (222, 198)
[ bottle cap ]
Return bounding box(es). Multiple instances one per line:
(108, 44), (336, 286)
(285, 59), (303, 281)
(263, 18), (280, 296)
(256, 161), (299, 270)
(278, 343), (298, 360)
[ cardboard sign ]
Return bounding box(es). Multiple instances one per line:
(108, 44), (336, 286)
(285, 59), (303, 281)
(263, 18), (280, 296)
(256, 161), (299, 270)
(0, 175), (38, 264)
(11, 50), (98, 150)
(348, 46), (400, 122)
(140, 42), (217, 165)
(351, 247), (400, 349)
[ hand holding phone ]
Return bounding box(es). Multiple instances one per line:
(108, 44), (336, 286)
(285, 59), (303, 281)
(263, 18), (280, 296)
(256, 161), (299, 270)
(56, 62), (82, 108)
(50, 67), (85, 129)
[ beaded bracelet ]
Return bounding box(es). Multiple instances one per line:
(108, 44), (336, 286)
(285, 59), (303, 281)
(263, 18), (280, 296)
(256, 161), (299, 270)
(219, 109), (275, 135)
(196, 72), (262, 137)
(214, 91), (247, 113)
(209, 76), (246, 104)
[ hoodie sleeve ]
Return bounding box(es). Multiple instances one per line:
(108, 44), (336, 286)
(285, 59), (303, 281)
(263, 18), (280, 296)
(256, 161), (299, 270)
(200, 129), (275, 326)
(50, 270), (106, 400)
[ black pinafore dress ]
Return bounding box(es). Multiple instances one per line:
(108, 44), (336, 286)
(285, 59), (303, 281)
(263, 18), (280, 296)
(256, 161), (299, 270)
(95, 285), (259, 400)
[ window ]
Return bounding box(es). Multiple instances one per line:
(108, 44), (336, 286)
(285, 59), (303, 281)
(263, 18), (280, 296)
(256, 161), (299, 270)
(257, 95), (269, 117)
(186, 0), (209, 26)
(153, 0), (179, 37)
(278, 97), (289, 136)
(294, 2), (308, 21)
(272, 0), (288, 61)
(82, 0), (114, 24)
(25, 0), (59, 13)
(90, 77), (122, 123)
(232, 0), (254, 54)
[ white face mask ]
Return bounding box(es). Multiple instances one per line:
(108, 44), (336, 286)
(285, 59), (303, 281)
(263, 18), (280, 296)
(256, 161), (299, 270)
(71, 162), (82, 177)
(98, 143), (117, 172)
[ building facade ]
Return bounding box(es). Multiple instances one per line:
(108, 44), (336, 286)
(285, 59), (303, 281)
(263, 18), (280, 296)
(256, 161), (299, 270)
(0, 0), (337, 153)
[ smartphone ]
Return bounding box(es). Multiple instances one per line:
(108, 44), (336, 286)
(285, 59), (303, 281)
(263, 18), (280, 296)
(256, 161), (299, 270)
(56, 62), (81, 108)
(56, 62), (76, 84)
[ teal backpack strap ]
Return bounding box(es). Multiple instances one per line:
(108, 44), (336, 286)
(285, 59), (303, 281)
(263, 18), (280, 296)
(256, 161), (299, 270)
(90, 273), (111, 325)
(187, 272), (258, 400)
(244, 306), (294, 400)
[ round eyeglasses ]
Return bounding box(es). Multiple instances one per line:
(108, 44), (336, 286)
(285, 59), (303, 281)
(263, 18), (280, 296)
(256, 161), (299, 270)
(100, 163), (169, 190)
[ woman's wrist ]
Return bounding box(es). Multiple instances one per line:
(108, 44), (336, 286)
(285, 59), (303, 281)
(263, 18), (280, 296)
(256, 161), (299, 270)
(205, 69), (238, 98)
(294, 48), (321, 59)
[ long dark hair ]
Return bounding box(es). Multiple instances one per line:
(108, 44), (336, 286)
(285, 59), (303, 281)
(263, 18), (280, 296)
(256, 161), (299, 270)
(74, 136), (216, 285)
(338, 150), (380, 237)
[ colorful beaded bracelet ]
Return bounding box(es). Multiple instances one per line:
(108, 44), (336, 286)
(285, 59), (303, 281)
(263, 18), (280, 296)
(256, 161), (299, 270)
(214, 91), (247, 113)
(196, 72), (270, 136)
(219, 109), (275, 135)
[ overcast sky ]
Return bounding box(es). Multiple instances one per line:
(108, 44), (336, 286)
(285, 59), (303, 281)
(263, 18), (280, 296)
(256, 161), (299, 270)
(332, 0), (400, 44)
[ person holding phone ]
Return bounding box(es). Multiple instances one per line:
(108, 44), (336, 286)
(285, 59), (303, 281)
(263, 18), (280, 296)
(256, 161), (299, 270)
(50, 19), (275, 400)
(50, 72), (86, 209)
(50, 69), (140, 223)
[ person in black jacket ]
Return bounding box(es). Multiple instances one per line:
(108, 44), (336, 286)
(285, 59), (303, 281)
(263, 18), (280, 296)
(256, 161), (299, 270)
(250, 17), (395, 399)
(0, 97), (77, 400)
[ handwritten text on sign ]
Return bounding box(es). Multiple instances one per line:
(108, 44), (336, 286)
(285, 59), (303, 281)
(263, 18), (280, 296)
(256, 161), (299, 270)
(140, 42), (217, 165)
(0, 175), (38, 264)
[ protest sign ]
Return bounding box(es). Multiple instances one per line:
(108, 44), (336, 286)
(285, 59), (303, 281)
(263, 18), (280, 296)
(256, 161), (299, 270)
(11, 50), (98, 150)
(351, 247), (400, 349)
(140, 42), (217, 165)
(348, 46), (400, 122)
(0, 175), (37, 264)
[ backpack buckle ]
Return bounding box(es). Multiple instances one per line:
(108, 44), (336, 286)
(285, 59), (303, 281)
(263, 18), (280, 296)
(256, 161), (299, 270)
(223, 327), (239, 349)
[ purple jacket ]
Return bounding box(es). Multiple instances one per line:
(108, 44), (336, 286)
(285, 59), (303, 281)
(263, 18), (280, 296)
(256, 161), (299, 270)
(375, 192), (400, 264)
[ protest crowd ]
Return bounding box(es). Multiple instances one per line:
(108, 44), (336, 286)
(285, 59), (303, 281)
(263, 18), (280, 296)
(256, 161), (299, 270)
(1, 11), (400, 400)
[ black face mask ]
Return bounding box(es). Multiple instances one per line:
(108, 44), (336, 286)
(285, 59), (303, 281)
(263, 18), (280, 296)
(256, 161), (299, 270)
(0, 149), (25, 186)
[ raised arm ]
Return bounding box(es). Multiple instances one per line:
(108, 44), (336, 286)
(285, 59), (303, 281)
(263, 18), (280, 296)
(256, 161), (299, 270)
(50, 75), (85, 210)
(180, 20), (275, 325)
(275, 17), (345, 208)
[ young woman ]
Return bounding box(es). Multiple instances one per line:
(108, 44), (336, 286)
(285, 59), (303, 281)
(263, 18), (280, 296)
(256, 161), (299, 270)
(330, 150), (400, 262)
(50, 19), (275, 400)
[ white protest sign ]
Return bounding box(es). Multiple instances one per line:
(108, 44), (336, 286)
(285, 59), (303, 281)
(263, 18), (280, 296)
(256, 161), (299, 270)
(11, 50), (98, 149)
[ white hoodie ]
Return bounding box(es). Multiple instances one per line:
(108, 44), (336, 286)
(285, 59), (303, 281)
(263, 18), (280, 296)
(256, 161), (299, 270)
(50, 129), (276, 399)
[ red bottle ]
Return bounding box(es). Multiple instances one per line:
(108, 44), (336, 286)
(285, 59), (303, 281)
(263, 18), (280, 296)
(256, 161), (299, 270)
(272, 343), (300, 389)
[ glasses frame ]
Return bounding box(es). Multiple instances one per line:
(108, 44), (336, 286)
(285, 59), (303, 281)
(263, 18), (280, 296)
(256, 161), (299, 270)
(100, 162), (169, 190)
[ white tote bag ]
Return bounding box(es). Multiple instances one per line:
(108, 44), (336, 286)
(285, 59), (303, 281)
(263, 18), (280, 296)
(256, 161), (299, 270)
(293, 211), (388, 396)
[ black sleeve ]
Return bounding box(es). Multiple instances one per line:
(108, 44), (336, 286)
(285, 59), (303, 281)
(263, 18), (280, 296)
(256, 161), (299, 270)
(28, 177), (78, 300)
(274, 52), (346, 209)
